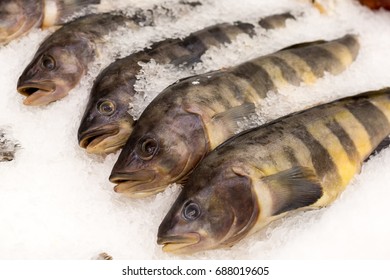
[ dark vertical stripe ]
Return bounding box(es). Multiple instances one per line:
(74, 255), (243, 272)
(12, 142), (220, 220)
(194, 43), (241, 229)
(287, 46), (343, 77)
(325, 119), (360, 163)
(232, 62), (275, 98)
(283, 146), (300, 166)
(178, 34), (207, 58)
(268, 56), (302, 86)
(234, 21), (256, 37)
(344, 100), (390, 146)
(291, 125), (341, 182)
(206, 26), (232, 44)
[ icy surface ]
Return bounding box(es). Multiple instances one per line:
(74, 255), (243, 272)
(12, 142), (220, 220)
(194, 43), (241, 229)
(1, 0), (390, 259)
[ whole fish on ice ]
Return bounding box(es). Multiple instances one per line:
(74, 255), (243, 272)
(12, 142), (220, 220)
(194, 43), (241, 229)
(77, 12), (296, 154)
(0, 0), (101, 45)
(16, 1), (202, 106)
(109, 34), (360, 198)
(158, 88), (390, 254)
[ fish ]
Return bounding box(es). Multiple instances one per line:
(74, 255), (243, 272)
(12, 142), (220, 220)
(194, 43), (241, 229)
(0, 0), (101, 45)
(0, 128), (20, 162)
(157, 88), (390, 254)
(109, 34), (360, 198)
(16, 1), (202, 106)
(77, 12), (296, 155)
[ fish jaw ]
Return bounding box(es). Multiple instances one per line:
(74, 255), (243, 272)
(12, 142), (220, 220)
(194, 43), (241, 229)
(157, 233), (201, 254)
(17, 81), (66, 106)
(78, 121), (132, 154)
(109, 170), (164, 198)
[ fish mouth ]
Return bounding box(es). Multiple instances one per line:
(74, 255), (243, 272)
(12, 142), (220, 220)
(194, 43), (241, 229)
(109, 171), (161, 198)
(157, 233), (201, 254)
(79, 125), (121, 154)
(17, 81), (59, 106)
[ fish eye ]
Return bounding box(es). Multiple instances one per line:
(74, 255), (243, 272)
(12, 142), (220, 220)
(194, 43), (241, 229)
(137, 137), (158, 160)
(41, 55), (56, 70)
(182, 201), (201, 221)
(98, 100), (116, 116)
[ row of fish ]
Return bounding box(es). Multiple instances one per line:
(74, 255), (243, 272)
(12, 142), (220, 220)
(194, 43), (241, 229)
(8, 1), (390, 254)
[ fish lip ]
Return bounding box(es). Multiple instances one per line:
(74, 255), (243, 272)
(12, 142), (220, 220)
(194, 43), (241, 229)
(78, 125), (120, 152)
(17, 81), (58, 106)
(110, 171), (159, 197)
(17, 82), (56, 97)
(157, 233), (201, 253)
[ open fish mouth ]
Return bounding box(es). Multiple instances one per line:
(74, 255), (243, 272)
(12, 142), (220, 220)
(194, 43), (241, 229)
(157, 233), (201, 253)
(109, 170), (159, 197)
(17, 82), (57, 106)
(79, 125), (121, 154)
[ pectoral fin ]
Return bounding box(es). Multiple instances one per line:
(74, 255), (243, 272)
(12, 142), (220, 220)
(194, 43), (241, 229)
(211, 102), (257, 132)
(184, 102), (257, 149)
(263, 166), (323, 215)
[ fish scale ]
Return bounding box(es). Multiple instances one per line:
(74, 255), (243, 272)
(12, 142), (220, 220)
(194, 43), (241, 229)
(157, 88), (390, 254)
(109, 34), (360, 198)
(78, 12), (296, 154)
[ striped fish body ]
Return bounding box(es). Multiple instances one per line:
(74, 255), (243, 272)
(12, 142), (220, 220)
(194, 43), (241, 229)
(157, 88), (390, 254)
(109, 34), (360, 198)
(78, 13), (295, 154)
(185, 34), (360, 149)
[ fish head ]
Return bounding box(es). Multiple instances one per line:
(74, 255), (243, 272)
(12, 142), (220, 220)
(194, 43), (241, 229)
(78, 70), (136, 154)
(0, 0), (41, 44)
(157, 166), (258, 254)
(109, 105), (208, 198)
(17, 37), (91, 106)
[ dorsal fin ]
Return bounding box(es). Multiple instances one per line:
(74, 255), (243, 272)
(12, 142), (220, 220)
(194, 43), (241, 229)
(279, 40), (327, 51)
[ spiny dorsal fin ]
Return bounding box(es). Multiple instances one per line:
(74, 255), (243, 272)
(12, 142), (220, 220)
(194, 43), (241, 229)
(263, 166), (323, 216)
(279, 40), (327, 51)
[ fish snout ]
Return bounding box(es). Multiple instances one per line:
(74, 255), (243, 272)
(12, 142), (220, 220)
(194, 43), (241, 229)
(110, 170), (161, 197)
(78, 124), (120, 152)
(109, 170), (155, 184)
(17, 80), (58, 106)
(157, 233), (201, 254)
